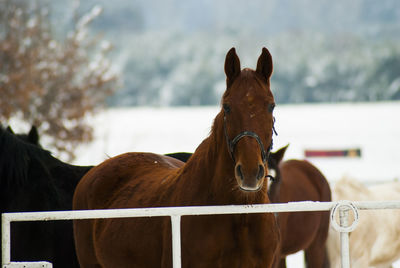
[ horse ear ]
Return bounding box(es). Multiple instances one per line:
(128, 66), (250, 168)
(28, 126), (40, 145)
(6, 126), (14, 134)
(224, 47), (241, 88)
(256, 47), (273, 82)
(271, 144), (289, 164)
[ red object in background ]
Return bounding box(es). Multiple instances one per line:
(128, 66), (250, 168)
(304, 148), (361, 158)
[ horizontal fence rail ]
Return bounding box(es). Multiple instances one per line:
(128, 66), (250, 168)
(2, 200), (400, 268)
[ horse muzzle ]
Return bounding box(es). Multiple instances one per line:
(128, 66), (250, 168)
(235, 163), (265, 192)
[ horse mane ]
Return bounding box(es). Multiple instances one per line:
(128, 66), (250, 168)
(0, 125), (53, 191)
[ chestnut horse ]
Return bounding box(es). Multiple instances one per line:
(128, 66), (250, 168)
(73, 47), (280, 268)
(268, 146), (331, 268)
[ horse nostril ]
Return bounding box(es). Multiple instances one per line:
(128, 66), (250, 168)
(236, 164), (243, 181)
(257, 164), (265, 180)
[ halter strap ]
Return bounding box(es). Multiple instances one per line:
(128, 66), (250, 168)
(223, 114), (274, 165)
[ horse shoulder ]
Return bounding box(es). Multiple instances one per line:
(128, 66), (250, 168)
(73, 152), (184, 267)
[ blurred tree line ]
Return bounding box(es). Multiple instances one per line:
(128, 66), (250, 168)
(0, 0), (119, 160)
(86, 0), (400, 106)
(107, 31), (400, 106)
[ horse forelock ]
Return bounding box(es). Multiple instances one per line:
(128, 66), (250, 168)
(223, 69), (273, 99)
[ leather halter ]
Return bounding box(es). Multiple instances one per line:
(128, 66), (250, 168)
(223, 112), (274, 165)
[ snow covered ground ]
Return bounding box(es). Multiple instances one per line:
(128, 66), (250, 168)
(74, 101), (400, 184)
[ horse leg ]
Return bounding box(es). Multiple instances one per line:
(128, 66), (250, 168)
(304, 213), (330, 268)
(73, 219), (101, 268)
(305, 246), (329, 268)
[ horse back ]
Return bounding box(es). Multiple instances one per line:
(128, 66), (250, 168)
(279, 159), (331, 202)
(73, 152), (184, 210)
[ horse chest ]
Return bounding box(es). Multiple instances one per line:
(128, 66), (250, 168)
(181, 215), (276, 267)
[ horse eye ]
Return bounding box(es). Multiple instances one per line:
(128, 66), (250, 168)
(223, 103), (231, 114)
(268, 103), (275, 113)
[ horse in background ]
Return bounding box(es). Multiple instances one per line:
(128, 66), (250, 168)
(268, 145), (331, 268)
(165, 152), (192, 162)
(0, 125), (92, 267)
(327, 177), (400, 268)
(73, 47), (280, 267)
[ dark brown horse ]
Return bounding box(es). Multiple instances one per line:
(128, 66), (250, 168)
(0, 125), (92, 267)
(73, 47), (280, 268)
(268, 145), (331, 268)
(6, 125), (40, 146)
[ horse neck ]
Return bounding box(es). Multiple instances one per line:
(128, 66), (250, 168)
(177, 112), (270, 205)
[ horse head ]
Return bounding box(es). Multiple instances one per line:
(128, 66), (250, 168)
(7, 125), (41, 147)
(0, 125), (60, 212)
(221, 47), (276, 192)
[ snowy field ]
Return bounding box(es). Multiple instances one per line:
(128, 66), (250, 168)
(71, 101), (400, 268)
(74, 101), (400, 184)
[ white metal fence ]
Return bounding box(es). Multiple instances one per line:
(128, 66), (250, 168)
(2, 200), (400, 268)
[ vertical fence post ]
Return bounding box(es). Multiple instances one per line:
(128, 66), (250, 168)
(171, 215), (182, 268)
(1, 214), (11, 265)
(330, 201), (359, 268)
(339, 207), (350, 268)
